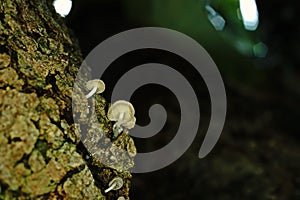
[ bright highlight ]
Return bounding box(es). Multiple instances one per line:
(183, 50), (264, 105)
(53, 0), (72, 17)
(239, 0), (259, 31)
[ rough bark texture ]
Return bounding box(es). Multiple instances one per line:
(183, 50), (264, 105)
(0, 0), (135, 199)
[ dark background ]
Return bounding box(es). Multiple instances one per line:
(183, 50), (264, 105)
(65, 0), (300, 199)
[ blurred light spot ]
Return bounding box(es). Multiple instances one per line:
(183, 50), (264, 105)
(205, 5), (226, 31)
(234, 39), (253, 56)
(236, 8), (242, 20)
(253, 42), (268, 58)
(53, 0), (72, 17)
(239, 0), (259, 31)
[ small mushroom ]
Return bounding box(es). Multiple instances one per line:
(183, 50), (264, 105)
(107, 100), (136, 137)
(104, 177), (124, 193)
(117, 197), (126, 200)
(85, 79), (105, 98)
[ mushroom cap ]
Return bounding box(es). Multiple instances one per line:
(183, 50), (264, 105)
(86, 79), (105, 94)
(107, 100), (136, 129)
(123, 116), (136, 129)
(109, 177), (123, 190)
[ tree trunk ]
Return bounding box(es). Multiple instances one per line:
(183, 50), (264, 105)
(0, 0), (135, 199)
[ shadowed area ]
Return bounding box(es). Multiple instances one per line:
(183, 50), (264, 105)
(65, 0), (300, 199)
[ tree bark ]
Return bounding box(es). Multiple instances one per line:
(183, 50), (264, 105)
(0, 0), (135, 199)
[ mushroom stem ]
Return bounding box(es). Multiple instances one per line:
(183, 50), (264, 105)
(85, 86), (97, 99)
(104, 182), (117, 193)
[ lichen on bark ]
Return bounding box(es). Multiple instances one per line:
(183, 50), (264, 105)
(0, 0), (135, 199)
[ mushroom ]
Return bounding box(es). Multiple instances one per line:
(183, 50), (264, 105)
(107, 100), (135, 127)
(104, 177), (124, 193)
(85, 79), (105, 98)
(107, 100), (136, 137)
(117, 197), (126, 200)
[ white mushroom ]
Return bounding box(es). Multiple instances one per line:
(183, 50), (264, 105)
(85, 79), (105, 98)
(104, 177), (124, 193)
(107, 100), (136, 130)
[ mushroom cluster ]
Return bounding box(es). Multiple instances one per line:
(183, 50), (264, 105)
(107, 100), (136, 138)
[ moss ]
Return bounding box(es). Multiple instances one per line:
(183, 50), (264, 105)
(0, 0), (135, 199)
